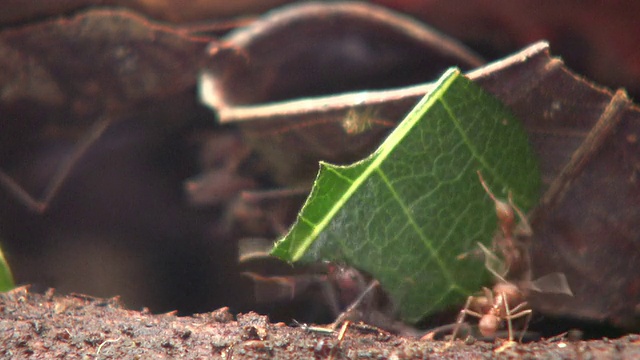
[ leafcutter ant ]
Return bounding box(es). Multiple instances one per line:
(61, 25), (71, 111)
(238, 238), (418, 335)
(450, 242), (573, 345)
(447, 172), (572, 346)
(239, 238), (376, 322)
(476, 171), (532, 280)
(452, 268), (532, 344)
(239, 238), (370, 320)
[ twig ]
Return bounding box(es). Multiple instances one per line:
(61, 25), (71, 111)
(95, 336), (121, 358)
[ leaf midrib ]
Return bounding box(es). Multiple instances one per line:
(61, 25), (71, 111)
(290, 69), (460, 261)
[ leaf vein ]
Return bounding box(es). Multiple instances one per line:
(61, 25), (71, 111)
(439, 98), (503, 185)
(374, 167), (455, 286)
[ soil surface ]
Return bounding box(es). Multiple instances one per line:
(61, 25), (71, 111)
(1, 286), (639, 359)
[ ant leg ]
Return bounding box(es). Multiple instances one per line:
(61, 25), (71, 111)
(517, 310), (533, 343)
(0, 116), (111, 213)
(505, 302), (532, 343)
(319, 275), (342, 320)
(503, 300), (533, 343)
(330, 279), (379, 330)
(509, 301), (529, 314)
(508, 192), (532, 237)
(449, 296), (483, 345)
(502, 292), (515, 342)
(236, 187), (309, 234)
(237, 238), (273, 263)
(421, 322), (471, 341)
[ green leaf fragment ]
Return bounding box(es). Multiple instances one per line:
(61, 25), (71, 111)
(271, 68), (540, 323)
(0, 242), (15, 292)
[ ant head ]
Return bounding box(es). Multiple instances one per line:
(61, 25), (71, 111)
(325, 264), (368, 309)
(479, 314), (499, 337)
(329, 266), (363, 292)
(476, 171), (515, 230)
(494, 199), (515, 229)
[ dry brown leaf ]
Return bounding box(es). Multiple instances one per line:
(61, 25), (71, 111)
(200, 1), (484, 185)
(0, 8), (212, 118)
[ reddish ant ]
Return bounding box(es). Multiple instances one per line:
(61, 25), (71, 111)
(450, 242), (533, 344)
(238, 238), (370, 320)
(447, 171), (572, 346)
(476, 171), (532, 279)
(238, 238), (419, 335)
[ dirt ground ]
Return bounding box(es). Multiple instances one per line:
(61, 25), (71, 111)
(1, 286), (638, 359)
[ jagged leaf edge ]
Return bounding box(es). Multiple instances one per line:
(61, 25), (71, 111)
(271, 68), (461, 262)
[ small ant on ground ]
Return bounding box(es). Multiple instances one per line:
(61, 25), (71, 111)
(238, 238), (372, 320)
(450, 243), (532, 345)
(442, 171), (572, 348)
(239, 238), (420, 336)
(446, 242), (572, 348)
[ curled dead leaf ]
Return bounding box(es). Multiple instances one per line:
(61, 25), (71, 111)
(200, 1), (484, 185)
